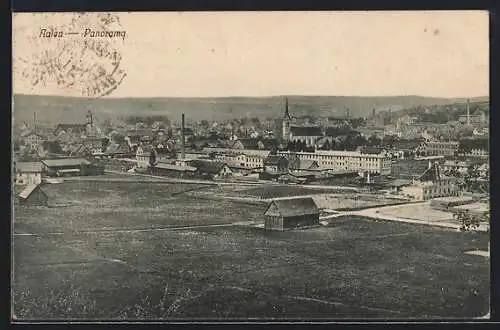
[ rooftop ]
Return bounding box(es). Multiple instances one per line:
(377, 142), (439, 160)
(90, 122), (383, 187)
(18, 184), (44, 199)
(15, 161), (43, 172)
(264, 197), (319, 217)
(41, 158), (91, 167)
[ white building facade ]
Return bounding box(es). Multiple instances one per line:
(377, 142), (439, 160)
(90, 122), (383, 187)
(277, 150), (392, 175)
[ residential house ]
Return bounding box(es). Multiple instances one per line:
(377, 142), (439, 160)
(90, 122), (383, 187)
(21, 132), (45, 152)
(263, 155), (289, 173)
(264, 197), (320, 231)
(442, 159), (470, 175)
(53, 124), (86, 137)
(187, 159), (233, 180)
(400, 162), (461, 201)
(103, 143), (132, 159)
(136, 145), (157, 169)
(423, 140), (460, 157)
(14, 161), (43, 185)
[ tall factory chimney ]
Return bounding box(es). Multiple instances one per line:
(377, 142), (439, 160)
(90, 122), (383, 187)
(466, 98), (470, 126)
(345, 107), (350, 120)
(33, 112), (36, 131)
(181, 113), (186, 160)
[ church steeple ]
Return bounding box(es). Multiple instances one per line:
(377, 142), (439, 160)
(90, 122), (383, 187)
(284, 96), (291, 120)
(282, 96), (291, 141)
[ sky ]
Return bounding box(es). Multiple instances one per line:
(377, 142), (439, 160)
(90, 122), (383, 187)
(12, 11), (489, 98)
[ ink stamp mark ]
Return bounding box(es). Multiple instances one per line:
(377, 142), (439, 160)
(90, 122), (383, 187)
(15, 13), (127, 98)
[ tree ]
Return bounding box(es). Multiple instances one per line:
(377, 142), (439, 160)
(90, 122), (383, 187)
(321, 140), (331, 150)
(453, 210), (481, 232)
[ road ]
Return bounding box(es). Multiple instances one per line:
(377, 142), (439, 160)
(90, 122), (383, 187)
(320, 202), (489, 232)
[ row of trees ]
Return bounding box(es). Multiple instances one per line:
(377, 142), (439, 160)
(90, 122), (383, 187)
(285, 134), (401, 152)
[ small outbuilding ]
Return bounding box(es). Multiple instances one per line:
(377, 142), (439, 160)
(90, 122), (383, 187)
(18, 184), (48, 206)
(264, 197), (320, 231)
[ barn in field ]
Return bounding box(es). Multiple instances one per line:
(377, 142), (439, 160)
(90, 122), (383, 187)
(264, 197), (320, 231)
(18, 184), (48, 206)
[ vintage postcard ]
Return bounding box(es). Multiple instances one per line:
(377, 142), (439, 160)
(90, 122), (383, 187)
(11, 11), (490, 321)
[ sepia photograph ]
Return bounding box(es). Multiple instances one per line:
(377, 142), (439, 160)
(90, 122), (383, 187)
(11, 11), (490, 321)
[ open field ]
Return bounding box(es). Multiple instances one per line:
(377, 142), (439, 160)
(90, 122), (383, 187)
(13, 181), (489, 320)
(378, 202), (457, 223)
(14, 182), (264, 234)
(219, 184), (355, 199)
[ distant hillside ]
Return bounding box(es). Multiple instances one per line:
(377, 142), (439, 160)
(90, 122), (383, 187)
(12, 94), (489, 127)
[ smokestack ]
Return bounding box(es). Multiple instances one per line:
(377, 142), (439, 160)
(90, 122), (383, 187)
(33, 112), (36, 131)
(181, 113), (185, 160)
(466, 99), (470, 126)
(345, 107), (350, 120)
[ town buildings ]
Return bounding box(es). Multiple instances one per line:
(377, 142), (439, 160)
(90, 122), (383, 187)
(423, 140), (460, 156)
(21, 132), (46, 152)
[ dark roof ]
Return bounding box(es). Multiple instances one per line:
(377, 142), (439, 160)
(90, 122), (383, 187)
(360, 146), (384, 154)
(264, 155), (286, 165)
(260, 138), (279, 149)
(15, 161), (43, 172)
(105, 143), (131, 154)
(187, 159), (228, 174)
(394, 139), (424, 150)
(41, 158), (91, 167)
(234, 138), (261, 149)
(459, 138), (489, 152)
(298, 159), (319, 170)
(418, 162), (442, 183)
(325, 127), (353, 137)
(290, 126), (323, 137)
(264, 197), (319, 217)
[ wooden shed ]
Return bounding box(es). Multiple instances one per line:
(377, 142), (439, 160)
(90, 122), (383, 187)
(18, 184), (48, 206)
(264, 197), (320, 231)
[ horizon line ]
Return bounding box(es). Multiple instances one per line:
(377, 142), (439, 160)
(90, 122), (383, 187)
(12, 93), (490, 100)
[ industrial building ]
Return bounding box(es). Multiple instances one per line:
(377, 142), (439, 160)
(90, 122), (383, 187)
(277, 150), (392, 175)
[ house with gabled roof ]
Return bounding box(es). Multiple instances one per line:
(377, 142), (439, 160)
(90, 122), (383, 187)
(264, 197), (320, 231)
(14, 161), (43, 185)
(263, 155), (289, 173)
(187, 159), (233, 180)
(400, 161), (461, 200)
